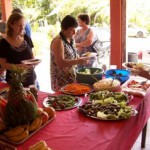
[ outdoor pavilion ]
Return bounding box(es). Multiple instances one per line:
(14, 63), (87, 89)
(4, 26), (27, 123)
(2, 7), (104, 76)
(1, 0), (127, 69)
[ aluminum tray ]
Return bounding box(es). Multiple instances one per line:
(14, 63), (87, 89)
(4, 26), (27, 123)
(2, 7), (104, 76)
(0, 116), (55, 145)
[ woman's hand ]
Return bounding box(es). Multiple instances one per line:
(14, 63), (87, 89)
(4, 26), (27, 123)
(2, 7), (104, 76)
(17, 64), (35, 70)
(77, 57), (90, 65)
(76, 46), (83, 51)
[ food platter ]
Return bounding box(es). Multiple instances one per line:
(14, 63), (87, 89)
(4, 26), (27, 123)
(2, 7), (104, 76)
(0, 116), (55, 145)
(89, 90), (133, 103)
(21, 58), (41, 65)
(78, 90), (136, 120)
(122, 76), (150, 97)
(82, 52), (97, 58)
(43, 95), (82, 110)
(122, 62), (150, 73)
(93, 78), (121, 92)
(61, 83), (93, 96)
(78, 105), (137, 120)
(0, 140), (16, 150)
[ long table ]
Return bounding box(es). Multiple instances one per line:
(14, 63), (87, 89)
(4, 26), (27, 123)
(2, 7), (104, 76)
(0, 82), (150, 150)
(17, 90), (150, 150)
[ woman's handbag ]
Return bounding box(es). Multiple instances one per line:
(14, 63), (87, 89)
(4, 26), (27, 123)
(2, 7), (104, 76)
(91, 36), (103, 53)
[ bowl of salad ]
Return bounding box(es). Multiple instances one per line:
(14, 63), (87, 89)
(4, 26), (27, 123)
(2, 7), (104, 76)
(75, 67), (104, 85)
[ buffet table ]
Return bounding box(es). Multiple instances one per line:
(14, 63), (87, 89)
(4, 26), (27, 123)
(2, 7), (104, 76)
(19, 90), (150, 150)
(0, 82), (150, 150)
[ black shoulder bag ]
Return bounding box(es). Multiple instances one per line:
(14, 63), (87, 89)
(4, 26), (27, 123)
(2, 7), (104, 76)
(91, 35), (103, 53)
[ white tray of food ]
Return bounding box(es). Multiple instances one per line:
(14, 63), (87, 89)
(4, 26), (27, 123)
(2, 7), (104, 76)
(122, 76), (150, 97)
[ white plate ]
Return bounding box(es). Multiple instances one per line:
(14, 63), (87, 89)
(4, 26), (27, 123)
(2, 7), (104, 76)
(82, 52), (97, 58)
(122, 76), (150, 97)
(21, 59), (41, 65)
(43, 95), (82, 110)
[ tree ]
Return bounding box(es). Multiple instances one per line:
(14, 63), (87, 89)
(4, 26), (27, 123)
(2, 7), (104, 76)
(13, 0), (111, 28)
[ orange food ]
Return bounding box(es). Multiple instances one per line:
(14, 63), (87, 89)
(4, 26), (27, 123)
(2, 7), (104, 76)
(43, 107), (56, 118)
(41, 111), (49, 125)
(64, 83), (92, 95)
(37, 107), (43, 116)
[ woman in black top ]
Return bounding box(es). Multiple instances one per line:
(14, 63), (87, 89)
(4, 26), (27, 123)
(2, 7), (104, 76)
(0, 12), (36, 87)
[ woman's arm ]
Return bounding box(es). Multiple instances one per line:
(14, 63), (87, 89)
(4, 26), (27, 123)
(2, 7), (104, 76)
(51, 38), (89, 68)
(76, 29), (95, 48)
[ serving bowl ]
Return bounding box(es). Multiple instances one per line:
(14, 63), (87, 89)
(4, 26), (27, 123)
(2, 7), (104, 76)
(75, 67), (104, 85)
(104, 69), (130, 84)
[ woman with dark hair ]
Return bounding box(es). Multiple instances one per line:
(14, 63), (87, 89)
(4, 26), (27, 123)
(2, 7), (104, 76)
(0, 13), (36, 87)
(50, 15), (90, 91)
(74, 13), (97, 67)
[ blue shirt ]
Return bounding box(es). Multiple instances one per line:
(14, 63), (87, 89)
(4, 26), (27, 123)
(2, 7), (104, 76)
(25, 22), (31, 37)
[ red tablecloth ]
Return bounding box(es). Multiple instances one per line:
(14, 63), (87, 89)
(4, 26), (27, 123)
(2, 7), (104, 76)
(0, 82), (8, 89)
(16, 90), (150, 150)
(1, 82), (150, 150)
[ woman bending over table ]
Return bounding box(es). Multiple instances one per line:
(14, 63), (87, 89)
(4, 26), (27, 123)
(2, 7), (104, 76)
(50, 15), (90, 91)
(0, 13), (36, 87)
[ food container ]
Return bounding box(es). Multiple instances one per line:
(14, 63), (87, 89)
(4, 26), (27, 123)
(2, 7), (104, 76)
(104, 69), (130, 84)
(122, 62), (150, 72)
(93, 78), (121, 92)
(75, 67), (103, 85)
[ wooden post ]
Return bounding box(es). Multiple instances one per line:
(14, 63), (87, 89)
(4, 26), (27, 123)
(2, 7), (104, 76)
(1, 0), (12, 21)
(110, 0), (126, 68)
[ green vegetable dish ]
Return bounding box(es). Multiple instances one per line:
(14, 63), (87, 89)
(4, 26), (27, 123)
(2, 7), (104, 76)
(79, 69), (101, 74)
(78, 91), (137, 120)
(45, 95), (80, 110)
(89, 90), (128, 103)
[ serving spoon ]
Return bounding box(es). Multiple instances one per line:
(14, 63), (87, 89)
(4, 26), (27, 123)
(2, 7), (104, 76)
(139, 79), (149, 85)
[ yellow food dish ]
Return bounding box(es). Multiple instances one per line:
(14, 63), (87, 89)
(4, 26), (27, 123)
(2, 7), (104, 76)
(93, 78), (120, 92)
